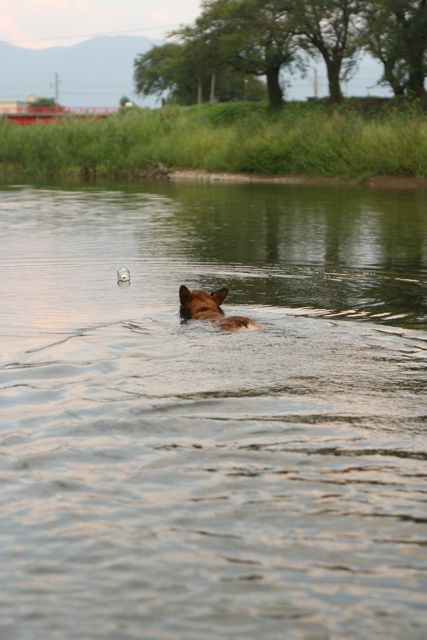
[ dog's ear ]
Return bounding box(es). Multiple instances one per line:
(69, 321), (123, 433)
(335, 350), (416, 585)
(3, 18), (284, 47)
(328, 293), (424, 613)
(179, 285), (191, 305)
(211, 287), (229, 306)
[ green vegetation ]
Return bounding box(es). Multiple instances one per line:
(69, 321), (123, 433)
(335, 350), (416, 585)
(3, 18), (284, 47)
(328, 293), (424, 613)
(134, 0), (427, 109)
(0, 101), (426, 179)
(134, 42), (267, 105)
(28, 97), (59, 108)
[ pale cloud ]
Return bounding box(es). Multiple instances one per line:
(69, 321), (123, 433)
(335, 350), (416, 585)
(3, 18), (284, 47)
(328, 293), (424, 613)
(74, 1), (90, 11)
(39, 0), (91, 9)
(1, 0), (201, 49)
(0, 11), (27, 41)
(26, 0), (72, 8)
(151, 11), (172, 25)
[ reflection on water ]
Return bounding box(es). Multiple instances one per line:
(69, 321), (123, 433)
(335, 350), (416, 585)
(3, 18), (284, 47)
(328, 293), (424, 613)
(0, 182), (426, 640)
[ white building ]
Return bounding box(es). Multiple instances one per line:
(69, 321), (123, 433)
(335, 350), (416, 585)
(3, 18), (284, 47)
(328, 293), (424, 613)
(0, 100), (28, 114)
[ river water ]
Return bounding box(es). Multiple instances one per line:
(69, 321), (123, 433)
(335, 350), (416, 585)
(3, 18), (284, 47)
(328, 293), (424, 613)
(0, 181), (426, 639)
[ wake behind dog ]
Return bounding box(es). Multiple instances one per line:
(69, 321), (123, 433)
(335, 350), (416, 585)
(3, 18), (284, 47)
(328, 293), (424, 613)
(179, 285), (260, 331)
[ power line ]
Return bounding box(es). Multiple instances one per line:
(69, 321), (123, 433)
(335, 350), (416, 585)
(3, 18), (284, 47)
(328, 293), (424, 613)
(1, 24), (179, 46)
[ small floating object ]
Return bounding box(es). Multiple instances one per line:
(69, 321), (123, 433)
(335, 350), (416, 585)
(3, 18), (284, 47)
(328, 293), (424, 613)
(117, 267), (130, 283)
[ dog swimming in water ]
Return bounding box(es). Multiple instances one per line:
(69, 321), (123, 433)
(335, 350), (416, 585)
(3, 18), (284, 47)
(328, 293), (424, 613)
(179, 285), (260, 331)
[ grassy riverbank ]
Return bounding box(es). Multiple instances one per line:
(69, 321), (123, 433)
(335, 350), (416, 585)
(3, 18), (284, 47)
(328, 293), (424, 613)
(1, 100), (426, 180)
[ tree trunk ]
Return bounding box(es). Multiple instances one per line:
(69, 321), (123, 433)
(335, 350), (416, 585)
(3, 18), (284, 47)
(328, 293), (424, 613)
(266, 67), (284, 109)
(197, 78), (203, 105)
(243, 76), (249, 100)
(325, 59), (343, 102)
(209, 74), (216, 103)
(398, 5), (426, 99)
(392, 83), (406, 97)
(407, 53), (426, 97)
(382, 60), (406, 97)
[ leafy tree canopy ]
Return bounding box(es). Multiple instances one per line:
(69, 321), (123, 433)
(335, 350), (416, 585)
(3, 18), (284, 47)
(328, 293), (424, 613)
(134, 0), (425, 105)
(293, 0), (364, 101)
(362, 0), (427, 97)
(134, 40), (266, 105)
(177, 0), (300, 108)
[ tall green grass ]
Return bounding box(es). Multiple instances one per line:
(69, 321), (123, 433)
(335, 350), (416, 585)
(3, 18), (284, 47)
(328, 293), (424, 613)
(0, 101), (426, 179)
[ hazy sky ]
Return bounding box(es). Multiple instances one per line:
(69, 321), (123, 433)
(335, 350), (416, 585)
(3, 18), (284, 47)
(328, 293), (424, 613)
(1, 0), (202, 49)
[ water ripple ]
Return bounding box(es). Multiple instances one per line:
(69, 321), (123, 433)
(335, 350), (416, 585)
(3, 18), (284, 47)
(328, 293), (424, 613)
(1, 184), (427, 640)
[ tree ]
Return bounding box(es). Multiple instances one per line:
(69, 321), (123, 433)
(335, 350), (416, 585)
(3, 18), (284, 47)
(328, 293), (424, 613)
(134, 41), (266, 104)
(28, 97), (58, 107)
(363, 2), (407, 96)
(181, 0), (300, 109)
(120, 96), (136, 108)
(362, 0), (426, 97)
(134, 43), (189, 101)
(134, 41), (209, 104)
(293, 0), (363, 102)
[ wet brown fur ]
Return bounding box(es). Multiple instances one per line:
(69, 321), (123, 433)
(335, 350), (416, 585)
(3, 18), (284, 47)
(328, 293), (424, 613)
(179, 285), (259, 331)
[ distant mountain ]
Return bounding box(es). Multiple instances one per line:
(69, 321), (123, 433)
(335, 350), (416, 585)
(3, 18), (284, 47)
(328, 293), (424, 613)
(0, 36), (160, 108)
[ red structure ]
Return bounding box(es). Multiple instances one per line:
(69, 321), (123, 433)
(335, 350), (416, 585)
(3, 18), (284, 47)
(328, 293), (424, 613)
(1, 105), (118, 125)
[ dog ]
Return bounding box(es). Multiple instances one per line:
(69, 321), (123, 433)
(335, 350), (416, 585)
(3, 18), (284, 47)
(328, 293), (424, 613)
(179, 285), (259, 331)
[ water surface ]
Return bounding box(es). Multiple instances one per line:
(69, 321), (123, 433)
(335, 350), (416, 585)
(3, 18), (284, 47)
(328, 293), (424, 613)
(0, 182), (426, 639)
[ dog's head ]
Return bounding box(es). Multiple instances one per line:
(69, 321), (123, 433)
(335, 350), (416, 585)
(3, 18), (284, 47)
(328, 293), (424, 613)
(179, 285), (229, 320)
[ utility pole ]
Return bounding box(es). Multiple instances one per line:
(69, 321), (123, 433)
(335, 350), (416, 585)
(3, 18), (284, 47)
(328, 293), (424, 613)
(313, 67), (318, 98)
(197, 77), (203, 105)
(54, 72), (59, 103)
(209, 73), (216, 103)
